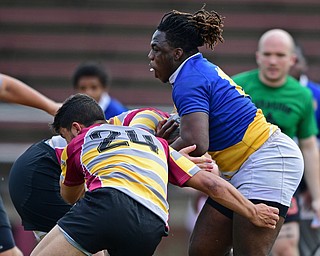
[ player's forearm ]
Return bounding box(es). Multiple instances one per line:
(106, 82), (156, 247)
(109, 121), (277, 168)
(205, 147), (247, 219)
(186, 171), (256, 219)
(171, 136), (207, 156)
(186, 171), (279, 228)
(170, 137), (190, 151)
(0, 74), (60, 115)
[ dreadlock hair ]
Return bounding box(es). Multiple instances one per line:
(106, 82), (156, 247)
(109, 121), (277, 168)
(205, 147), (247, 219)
(157, 5), (224, 53)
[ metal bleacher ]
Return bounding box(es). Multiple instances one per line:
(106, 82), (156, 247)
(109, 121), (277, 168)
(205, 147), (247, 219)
(1, 0), (320, 107)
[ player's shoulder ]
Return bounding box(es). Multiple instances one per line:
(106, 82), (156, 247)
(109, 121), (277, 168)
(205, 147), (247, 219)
(287, 76), (312, 95)
(232, 70), (259, 91)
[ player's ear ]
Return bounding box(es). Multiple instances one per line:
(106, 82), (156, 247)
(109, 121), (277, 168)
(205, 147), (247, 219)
(173, 48), (184, 61)
(290, 53), (297, 67)
(255, 51), (261, 65)
(71, 122), (83, 136)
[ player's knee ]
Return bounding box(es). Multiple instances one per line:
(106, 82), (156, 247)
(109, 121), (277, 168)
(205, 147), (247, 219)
(0, 247), (23, 256)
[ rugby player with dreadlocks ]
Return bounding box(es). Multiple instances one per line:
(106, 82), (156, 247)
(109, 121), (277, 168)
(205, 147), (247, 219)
(148, 6), (304, 255)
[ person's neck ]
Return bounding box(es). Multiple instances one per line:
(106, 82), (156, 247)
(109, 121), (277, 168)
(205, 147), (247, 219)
(94, 120), (107, 125)
(259, 72), (286, 88)
(169, 52), (200, 85)
(182, 50), (198, 61)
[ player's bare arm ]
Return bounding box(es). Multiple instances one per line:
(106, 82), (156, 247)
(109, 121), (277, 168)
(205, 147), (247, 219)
(185, 170), (280, 229)
(179, 145), (218, 174)
(0, 74), (61, 115)
(169, 112), (209, 156)
(60, 183), (85, 204)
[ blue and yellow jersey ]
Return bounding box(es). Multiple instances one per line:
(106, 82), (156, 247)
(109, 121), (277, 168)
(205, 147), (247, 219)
(61, 124), (200, 225)
(173, 54), (277, 178)
(109, 107), (170, 134)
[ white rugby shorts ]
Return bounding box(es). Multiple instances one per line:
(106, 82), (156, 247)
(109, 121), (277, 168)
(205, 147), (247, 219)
(228, 129), (304, 207)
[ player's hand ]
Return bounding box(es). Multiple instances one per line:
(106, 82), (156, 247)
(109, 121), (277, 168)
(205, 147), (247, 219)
(251, 203), (279, 229)
(179, 145), (218, 173)
(156, 119), (179, 144)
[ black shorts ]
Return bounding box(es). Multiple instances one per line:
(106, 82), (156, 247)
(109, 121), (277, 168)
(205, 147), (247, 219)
(206, 197), (289, 219)
(58, 188), (168, 255)
(8, 140), (71, 232)
(0, 195), (15, 252)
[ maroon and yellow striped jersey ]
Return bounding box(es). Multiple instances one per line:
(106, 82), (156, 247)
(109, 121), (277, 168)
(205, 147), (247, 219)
(109, 107), (170, 135)
(61, 123), (200, 225)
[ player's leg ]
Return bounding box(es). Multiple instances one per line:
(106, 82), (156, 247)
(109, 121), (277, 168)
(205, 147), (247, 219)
(231, 130), (303, 254)
(0, 247), (23, 256)
(272, 194), (300, 256)
(189, 198), (233, 256)
(231, 130), (302, 255)
(50, 188), (167, 255)
(232, 200), (285, 255)
(30, 225), (86, 256)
